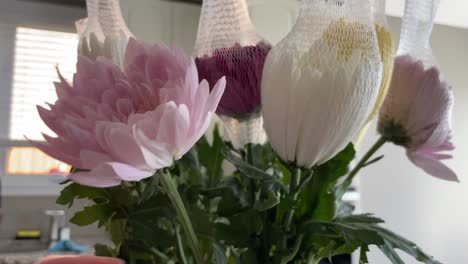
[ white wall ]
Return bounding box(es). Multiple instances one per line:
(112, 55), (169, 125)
(358, 17), (468, 264)
(120, 0), (201, 53)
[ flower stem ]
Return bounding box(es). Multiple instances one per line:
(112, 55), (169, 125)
(284, 168), (301, 231)
(280, 168), (301, 255)
(280, 234), (303, 264)
(175, 224), (188, 264)
(337, 136), (387, 199)
(307, 252), (321, 264)
(160, 171), (203, 264)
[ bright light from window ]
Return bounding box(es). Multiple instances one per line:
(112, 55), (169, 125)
(6, 27), (77, 175)
(7, 147), (70, 175)
(9, 27), (78, 141)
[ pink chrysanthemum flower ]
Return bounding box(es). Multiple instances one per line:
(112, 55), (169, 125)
(378, 55), (457, 181)
(34, 39), (225, 187)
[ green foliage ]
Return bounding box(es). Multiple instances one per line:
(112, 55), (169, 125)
(197, 126), (226, 187)
(360, 244), (370, 264)
(201, 176), (253, 216)
(56, 183), (107, 207)
(69, 204), (113, 226)
(302, 214), (440, 264)
(298, 144), (356, 221)
(58, 130), (441, 264)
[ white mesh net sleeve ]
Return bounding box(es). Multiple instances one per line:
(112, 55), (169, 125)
(98, 0), (133, 68)
(75, 18), (88, 36)
(355, 0), (396, 143)
(193, 0), (261, 57)
(398, 0), (439, 66)
(261, 0), (383, 166)
(77, 0), (106, 60)
(193, 0), (271, 148)
(77, 0), (133, 69)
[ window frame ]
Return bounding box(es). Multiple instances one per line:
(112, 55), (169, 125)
(0, 0), (85, 197)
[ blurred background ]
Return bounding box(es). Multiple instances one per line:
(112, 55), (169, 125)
(0, 0), (466, 263)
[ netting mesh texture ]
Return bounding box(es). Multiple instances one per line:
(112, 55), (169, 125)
(78, 0), (133, 68)
(193, 0), (271, 147)
(261, 0), (384, 166)
(398, 0), (439, 66)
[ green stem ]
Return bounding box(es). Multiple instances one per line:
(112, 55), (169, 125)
(160, 171), (203, 264)
(338, 136), (387, 198)
(175, 225), (188, 264)
(150, 248), (170, 263)
(280, 168), (302, 254)
(284, 168), (301, 231)
(246, 143), (254, 164)
(280, 234), (304, 264)
(307, 252), (321, 264)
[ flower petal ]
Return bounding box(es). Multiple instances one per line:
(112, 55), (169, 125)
(407, 151), (459, 182)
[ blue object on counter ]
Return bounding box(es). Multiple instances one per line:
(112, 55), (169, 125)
(49, 240), (90, 253)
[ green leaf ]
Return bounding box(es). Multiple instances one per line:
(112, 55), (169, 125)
(188, 205), (213, 237)
(359, 244), (370, 264)
(254, 181), (282, 211)
(298, 144), (356, 221)
(275, 197), (296, 224)
(197, 126), (226, 187)
(336, 214), (384, 224)
(69, 204), (113, 226)
(224, 150), (277, 181)
(379, 242), (405, 264)
(128, 220), (175, 248)
(213, 242), (228, 264)
(201, 176), (252, 216)
(137, 176), (160, 203)
(302, 214), (441, 264)
(56, 183), (107, 207)
(238, 248), (257, 264)
(301, 215), (385, 258)
(94, 243), (114, 257)
(244, 143), (277, 169)
(215, 210), (262, 247)
(370, 225), (441, 264)
(109, 218), (126, 248)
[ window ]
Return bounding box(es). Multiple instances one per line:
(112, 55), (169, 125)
(5, 27), (78, 176)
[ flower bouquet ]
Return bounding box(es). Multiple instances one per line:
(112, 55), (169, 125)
(32, 0), (458, 263)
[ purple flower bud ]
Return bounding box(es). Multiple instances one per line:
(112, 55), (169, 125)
(195, 41), (272, 118)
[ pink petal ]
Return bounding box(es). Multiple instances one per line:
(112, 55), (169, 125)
(79, 150), (112, 169)
(37, 106), (65, 136)
(31, 139), (82, 168)
(407, 151), (459, 182)
(100, 122), (148, 168)
(68, 164), (121, 187)
(133, 127), (174, 169)
(106, 162), (153, 181)
(130, 107), (175, 169)
(205, 77), (226, 114)
(155, 102), (190, 148)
